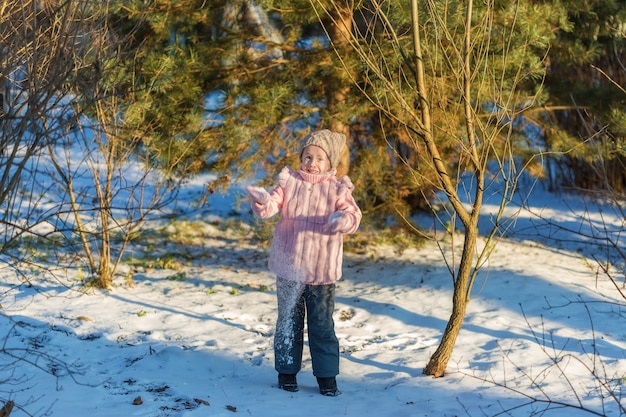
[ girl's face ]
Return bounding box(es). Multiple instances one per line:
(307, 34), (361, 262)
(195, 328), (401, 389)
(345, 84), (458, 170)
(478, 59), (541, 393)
(300, 145), (331, 174)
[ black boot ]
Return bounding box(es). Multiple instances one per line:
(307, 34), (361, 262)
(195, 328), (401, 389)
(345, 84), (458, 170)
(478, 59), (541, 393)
(317, 376), (341, 396)
(278, 373), (299, 392)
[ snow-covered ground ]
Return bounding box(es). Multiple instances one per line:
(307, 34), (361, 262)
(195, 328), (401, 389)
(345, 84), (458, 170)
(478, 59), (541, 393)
(1, 167), (625, 416)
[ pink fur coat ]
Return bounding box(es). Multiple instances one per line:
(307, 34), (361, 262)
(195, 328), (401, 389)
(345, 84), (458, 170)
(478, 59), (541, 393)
(250, 167), (361, 285)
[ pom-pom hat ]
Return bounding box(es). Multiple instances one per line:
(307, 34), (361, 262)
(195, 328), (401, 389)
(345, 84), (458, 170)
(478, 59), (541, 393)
(300, 129), (346, 170)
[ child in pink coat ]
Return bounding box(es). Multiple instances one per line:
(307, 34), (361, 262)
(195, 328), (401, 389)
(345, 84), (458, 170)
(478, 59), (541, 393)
(246, 129), (362, 396)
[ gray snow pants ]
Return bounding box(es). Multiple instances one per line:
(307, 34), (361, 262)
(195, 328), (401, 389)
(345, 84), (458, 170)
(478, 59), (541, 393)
(274, 277), (339, 378)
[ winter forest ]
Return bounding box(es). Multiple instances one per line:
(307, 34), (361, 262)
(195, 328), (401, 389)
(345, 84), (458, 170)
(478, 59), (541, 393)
(0, 1), (625, 416)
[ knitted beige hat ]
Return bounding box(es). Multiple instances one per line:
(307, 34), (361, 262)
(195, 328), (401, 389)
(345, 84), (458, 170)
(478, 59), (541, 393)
(300, 129), (346, 169)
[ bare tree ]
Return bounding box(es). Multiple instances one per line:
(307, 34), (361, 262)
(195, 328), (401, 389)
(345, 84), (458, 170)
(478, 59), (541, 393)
(0, 1), (99, 407)
(46, 108), (184, 289)
(0, 1), (97, 281)
(43, 1), (194, 289)
(311, 0), (551, 376)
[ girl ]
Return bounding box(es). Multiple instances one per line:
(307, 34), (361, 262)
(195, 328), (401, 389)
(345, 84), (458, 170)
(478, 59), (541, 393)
(246, 129), (362, 396)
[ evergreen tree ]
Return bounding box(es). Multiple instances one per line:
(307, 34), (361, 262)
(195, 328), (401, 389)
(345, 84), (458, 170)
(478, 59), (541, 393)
(542, 0), (626, 193)
(100, 0), (445, 223)
(97, 0), (625, 228)
(200, 0), (471, 223)
(95, 0), (223, 177)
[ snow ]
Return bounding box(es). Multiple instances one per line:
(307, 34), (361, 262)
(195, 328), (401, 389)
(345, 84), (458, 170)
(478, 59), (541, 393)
(1, 166), (625, 417)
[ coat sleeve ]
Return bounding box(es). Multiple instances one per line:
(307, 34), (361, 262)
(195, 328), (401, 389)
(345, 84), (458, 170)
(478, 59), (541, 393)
(250, 168), (289, 219)
(332, 176), (362, 234)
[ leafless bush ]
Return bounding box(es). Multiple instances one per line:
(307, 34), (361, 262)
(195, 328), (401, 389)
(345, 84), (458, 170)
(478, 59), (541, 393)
(42, 0), (195, 289)
(518, 191), (625, 297)
(0, 315), (88, 417)
(459, 301), (626, 416)
(0, 2), (108, 410)
(0, 1), (97, 282)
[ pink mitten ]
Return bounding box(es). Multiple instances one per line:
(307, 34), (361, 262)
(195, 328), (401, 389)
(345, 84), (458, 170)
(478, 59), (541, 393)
(246, 185), (270, 205)
(327, 211), (346, 233)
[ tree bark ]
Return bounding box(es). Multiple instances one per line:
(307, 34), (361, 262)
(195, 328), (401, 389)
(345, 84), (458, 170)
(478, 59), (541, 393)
(0, 400), (14, 417)
(422, 293), (468, 377)
(326, 4), (352, 177)
(423, 225), (477, 377)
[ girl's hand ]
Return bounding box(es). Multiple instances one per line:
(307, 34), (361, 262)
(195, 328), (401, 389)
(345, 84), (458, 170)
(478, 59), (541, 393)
(246, 185), (270, 205)
(327, 211), (346, 233)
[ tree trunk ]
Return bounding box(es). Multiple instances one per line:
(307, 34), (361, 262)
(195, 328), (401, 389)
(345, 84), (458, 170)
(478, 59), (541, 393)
(422, 291), (468, 377)
(0, 400), (14, 417)
(326, 4), (352, 177)
(423, 223), (478, 377)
